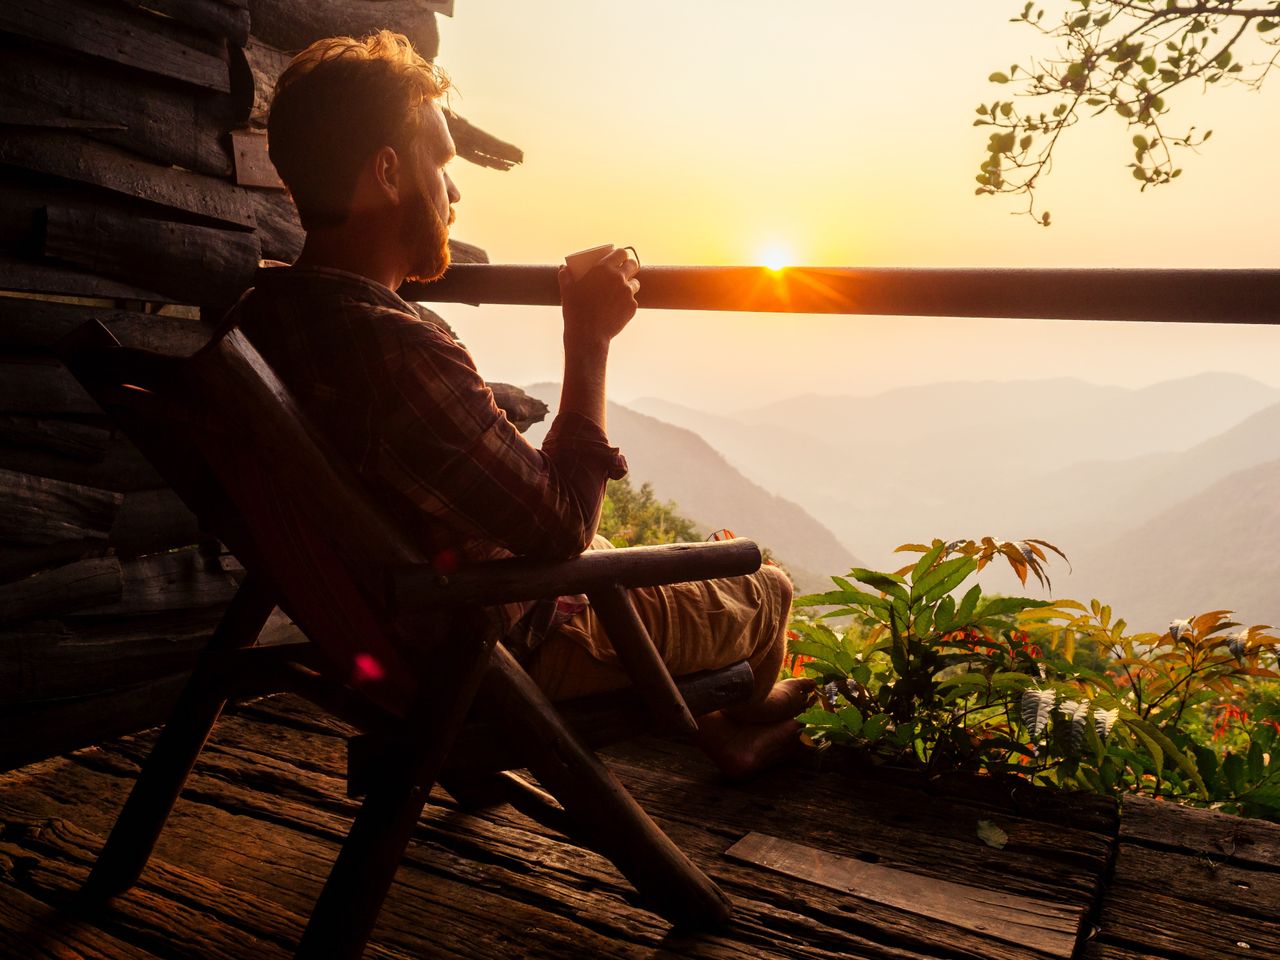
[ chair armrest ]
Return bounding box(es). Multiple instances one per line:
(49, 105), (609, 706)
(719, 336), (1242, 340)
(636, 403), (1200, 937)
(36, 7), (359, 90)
(390, 538), (762, 613)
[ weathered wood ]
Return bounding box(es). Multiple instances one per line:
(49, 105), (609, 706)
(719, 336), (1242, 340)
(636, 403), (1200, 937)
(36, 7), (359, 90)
(444, 110), (524, 171)
(248, 189), (304, 262)
(1088, 842), (1280, 960)
(0, 467), (121, 547)
(447, 238), (490, 264)
(42, 206), (260, 309)
(229, 129), (284, 189)
(0, 436), (164, 494)
(0, 674), (187, 772)
(106, 489), (205, 559)
(394, 539), (762, 610)
(0, 540), (106, 584)
(0, 556), (122, 624)
(83, 577), (274, 902)
(245, 0), (439, 61)
(1120, 794), (1280, 870)
(0, 0), (232, 93)
(0, 41), (238, 178)
(0, 414), (109, 461)
(0, 297), (214, 355)
(240, 36), (293, 127)
(0, 254), (171, 303)
(484, 646), (733, 928)
(0, 354), (98, 416)
(117, 0), (251, 46)
(0, 694), (1135, 960)
(69, 548), (235, 618)
(488, 382), (548, 432)
(0, 130), (255, 229)
(0, 612), (221, 704)
(726, 831), (1082, 958)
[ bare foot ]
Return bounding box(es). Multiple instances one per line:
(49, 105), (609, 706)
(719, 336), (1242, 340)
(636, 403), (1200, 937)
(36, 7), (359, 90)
(724, 676), (816, 724)
(695, 711), (807, 780)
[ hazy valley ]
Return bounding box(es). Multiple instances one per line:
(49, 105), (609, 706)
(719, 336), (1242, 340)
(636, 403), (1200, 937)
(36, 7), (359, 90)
(527, 372), (1280, 631)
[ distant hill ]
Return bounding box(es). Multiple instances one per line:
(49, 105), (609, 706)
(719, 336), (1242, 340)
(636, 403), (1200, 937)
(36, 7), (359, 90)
(1064, 458), (1280, 631)
(637, 374), (1280, 565)
(523, 384), (860, 591)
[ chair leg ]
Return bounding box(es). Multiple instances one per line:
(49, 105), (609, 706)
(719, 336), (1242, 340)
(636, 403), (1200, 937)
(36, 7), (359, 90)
(80, 576), (276, 901)
(295, 607), (499, 960)
(486, 645), (733, 928)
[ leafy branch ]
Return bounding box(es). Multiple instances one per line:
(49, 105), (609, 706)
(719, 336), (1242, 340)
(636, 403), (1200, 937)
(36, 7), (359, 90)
(976, 0), (1280, 223)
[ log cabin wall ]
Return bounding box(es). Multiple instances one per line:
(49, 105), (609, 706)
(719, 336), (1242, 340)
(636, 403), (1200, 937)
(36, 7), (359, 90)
(0, 0), (523, 771)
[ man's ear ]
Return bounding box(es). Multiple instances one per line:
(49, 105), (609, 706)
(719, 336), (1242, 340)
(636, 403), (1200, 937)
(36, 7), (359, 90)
(370, 145), (402, 205)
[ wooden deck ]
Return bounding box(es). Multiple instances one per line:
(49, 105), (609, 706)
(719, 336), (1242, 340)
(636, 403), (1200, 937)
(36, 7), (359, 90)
(1, 694), (1276, 960)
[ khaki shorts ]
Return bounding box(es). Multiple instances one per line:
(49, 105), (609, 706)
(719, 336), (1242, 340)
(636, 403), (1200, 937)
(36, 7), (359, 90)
(524, 536), (792, 700)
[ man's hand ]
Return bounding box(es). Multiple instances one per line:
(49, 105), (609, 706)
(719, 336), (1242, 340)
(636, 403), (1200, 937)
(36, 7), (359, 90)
(558, 246), (640, 350)
(556, 246), (639, 433)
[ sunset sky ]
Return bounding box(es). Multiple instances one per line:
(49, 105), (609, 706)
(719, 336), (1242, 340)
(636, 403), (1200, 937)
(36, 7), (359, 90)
(432, 2), (1280, 410)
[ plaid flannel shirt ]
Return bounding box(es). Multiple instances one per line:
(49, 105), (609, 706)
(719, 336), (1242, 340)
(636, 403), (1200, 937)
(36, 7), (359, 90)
(226, 265), (628, 657)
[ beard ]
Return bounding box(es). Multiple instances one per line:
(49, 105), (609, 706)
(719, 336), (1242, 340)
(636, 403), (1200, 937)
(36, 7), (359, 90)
(402, 181), (453, 284)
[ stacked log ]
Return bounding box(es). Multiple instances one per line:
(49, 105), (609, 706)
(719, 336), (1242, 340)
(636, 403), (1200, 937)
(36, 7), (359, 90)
(0, 0), (525, 771)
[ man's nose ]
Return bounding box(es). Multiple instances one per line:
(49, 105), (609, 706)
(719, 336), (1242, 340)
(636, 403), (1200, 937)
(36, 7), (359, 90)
(446, 174), (461, 205)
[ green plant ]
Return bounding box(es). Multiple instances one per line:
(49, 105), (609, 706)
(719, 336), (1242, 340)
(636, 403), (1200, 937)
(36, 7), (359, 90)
(790, 537), (1280, 820)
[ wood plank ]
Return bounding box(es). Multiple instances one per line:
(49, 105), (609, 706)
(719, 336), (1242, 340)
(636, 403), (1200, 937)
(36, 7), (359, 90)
(118, 0), (251, 46)
(0, 674), (187, 773)
(0, 612), (218, 703)
(0, 297), (215, 356)
(106, 489), (204, 559)
(603, 738), (1117, 902)
(241, 37), (293, 127)
(0, 255), (171, 304)
(0, 130), (255, 229)
(445, 110), (523, 172)
(0, 695), (1127, 960)
(0, 540), (106, 584)
(725, 831), (1081, 958)
(1088, 842), (1280, 960)
(0, 41), (238, 178)
(0, 467), (121, 547)
(0, 0), (231, 93)
(1120, 794), (1280, 870)
(0, 354), (98, 416)
(248, 190), (304, 262)
(0, 437), (165, 494)
(0, 556), (122, 624)
(0, 415), (109, 461)
(72, 547), (235, 617)
(230, 129), (284, 189)
(245, 0), (439, 61)
(42, 206), (259, 309)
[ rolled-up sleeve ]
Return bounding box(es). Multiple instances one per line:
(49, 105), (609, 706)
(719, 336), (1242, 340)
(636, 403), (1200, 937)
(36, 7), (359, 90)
(371, 311), (627, 559)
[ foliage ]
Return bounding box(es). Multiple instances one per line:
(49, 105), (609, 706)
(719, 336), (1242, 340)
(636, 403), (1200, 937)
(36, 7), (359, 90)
(597, 477), (700, 547)
(976, 1), (1280, 222)
(790, 537), (1280, 820)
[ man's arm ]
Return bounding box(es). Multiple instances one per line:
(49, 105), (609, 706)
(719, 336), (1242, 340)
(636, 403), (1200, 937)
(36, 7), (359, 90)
(557, 246), (641, 432)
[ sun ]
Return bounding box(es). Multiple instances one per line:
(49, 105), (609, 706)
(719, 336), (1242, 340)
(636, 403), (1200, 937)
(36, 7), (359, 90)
(758, 244), (793, 272)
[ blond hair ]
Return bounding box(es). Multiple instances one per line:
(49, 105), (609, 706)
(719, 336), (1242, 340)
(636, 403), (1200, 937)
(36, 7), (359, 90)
(268, 31), (451, 230)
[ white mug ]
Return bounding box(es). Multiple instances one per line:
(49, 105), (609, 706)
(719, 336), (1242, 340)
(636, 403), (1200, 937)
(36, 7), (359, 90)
(564, 243), (639, 281)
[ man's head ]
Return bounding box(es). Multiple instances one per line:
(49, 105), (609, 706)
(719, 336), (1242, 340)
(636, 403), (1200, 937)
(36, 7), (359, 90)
(268, 31), (460, 281)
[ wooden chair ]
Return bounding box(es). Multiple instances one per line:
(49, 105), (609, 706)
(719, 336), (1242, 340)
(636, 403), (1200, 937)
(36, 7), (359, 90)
(57, 320), (764, 959)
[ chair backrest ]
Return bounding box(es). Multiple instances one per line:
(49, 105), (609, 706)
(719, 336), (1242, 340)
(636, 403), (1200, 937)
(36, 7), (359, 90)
(60, 321), (435, 715)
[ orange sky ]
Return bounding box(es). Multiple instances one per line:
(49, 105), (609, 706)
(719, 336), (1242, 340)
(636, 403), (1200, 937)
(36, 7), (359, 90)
(431, 2), (1280, 410)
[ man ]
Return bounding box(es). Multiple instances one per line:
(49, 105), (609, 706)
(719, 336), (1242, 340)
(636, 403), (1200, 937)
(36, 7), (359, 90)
(229, 30), (811, 777)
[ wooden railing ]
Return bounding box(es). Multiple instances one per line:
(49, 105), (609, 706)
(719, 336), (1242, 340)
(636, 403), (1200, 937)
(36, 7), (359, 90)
(403, 265), (1280, 325)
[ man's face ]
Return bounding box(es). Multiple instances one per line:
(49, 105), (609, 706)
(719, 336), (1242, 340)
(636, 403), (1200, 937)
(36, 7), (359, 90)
(401, 102), (460, 283)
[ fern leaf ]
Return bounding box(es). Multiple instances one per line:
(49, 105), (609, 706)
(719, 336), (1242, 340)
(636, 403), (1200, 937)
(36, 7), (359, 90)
(1020, 687), (1056, 738)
